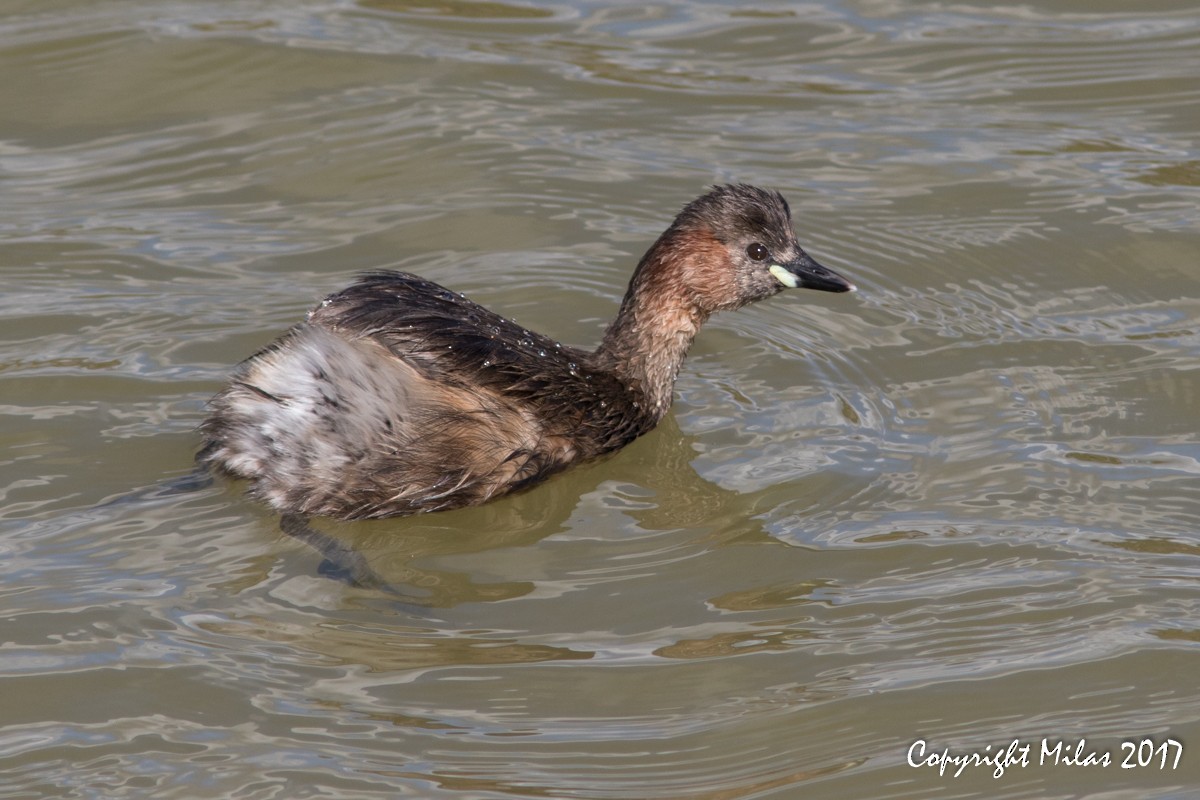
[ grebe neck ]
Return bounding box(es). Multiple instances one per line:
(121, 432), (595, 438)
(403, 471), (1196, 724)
(592, 232), (711, 420)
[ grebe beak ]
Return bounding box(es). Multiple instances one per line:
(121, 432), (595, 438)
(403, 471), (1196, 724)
(769, 251), (856, 293)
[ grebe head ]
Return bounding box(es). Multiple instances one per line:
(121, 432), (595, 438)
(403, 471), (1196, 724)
(650, 183), (855, 314)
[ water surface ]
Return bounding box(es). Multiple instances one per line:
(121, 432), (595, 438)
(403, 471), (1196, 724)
(1, 1), (1198, 798)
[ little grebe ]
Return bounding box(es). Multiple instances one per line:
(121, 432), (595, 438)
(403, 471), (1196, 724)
(199, 184), (855, 520)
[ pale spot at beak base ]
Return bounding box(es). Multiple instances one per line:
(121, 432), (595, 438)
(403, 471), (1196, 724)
(768, 264), (798, 288)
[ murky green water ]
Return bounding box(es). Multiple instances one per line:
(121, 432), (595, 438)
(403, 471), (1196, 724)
(2, 1), (1198, 798)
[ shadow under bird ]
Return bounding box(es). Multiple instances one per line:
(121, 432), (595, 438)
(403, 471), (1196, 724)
(199, 184), (856, 520)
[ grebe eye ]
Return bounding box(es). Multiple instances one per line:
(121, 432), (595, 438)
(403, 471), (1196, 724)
(746, 243), (769, 262)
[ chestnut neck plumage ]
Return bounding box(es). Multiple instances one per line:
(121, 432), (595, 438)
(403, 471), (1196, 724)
(591, 227), (716, 421)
